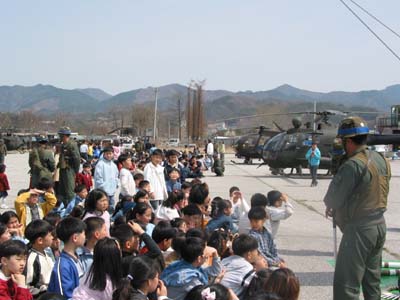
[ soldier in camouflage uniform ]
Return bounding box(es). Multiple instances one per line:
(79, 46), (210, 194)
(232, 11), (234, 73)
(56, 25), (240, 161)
(324, 117), (391, 300)
(57, 127), (81, 206)
(29, 136), (55, 188)
(0, 139), (7, 165)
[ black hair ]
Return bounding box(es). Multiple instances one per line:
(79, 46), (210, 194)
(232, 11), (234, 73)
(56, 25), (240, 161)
(186, 228), (209, 242)
(127, 202), (151, 221)
(56, 217), (86, 243)
(74, 184), (87, 194)
(36, 177), (54, 190)
(151, 149), (163, 157)
(181, 204), (202, 217)
(0, 239), (27, 258)
(82, 162), (91, 169)
(84, 217), (105, 239)
(133, 173), (144, 181)
(138, 180), (150, 190)
(133, 189), (149, 203)
(167, 167), (180, 175)
(180, 237), (205, 263)
(85, 237), (122, 291)
(113, 215), (127, 226)
(264, 268), (300, 300)
(229, 186), (240, 196)
(0, 211), (19, 225)
(185, 284), (230, 300)
(69, 205), (85, 219)
(181, 182), (192, 190)
(243, 268), (273, 299)
(207, 229), (230, 258)
(163, 190), (184, 208)
(37, 292), (67, 300)
(25, 219), (53, 243)
(118, 153), (131, 164)
(152, 221), (177, 244)
(0, 164), (5, 173)
(267, 190), (282, 206)
(43, 213), (62, 227)
(110, 224), (135, 247)
(247, 293), (283, 300)
(189, 182), (209, 206)
(0, 222), (8, 236)
(170, 218), (186, 231)
(171, 232), (186, 255)
(85, 189), (108, 213)
(113, 196), (133, 217)
(251, 193), (269, 207)
(248, 206), (267, 221)
(211, 198), (231, 218)
(232, 234), (258, 256)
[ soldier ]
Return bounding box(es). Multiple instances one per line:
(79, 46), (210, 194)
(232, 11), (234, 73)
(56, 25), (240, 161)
(0, 139), (7, 165)
(324, 117), (391, 300)
(28, 136), (55, 188)
(57, 127), (81, 206)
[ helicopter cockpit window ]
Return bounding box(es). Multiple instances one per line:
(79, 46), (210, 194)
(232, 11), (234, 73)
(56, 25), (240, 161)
(264, 133), (284, 151)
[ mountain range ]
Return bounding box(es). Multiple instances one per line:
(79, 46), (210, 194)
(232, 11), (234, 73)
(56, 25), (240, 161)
(0, 83), (398, 120)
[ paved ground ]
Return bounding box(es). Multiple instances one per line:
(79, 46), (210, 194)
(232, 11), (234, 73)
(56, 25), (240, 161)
(2, 152), (400, 300)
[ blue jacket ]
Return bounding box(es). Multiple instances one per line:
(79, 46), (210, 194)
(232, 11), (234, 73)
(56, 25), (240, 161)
(94, 157), (119, 196)
(48, 251), (81, 299)
(166, 180), (182, 193)
(64, 195), (84, 216)
(305, 147), (321, 166)
(206, 214), (237, 233)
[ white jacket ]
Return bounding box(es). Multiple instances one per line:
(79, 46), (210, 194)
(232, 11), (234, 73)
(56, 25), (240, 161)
(119, 168), (135, 197)
(143, 162), (168, 201)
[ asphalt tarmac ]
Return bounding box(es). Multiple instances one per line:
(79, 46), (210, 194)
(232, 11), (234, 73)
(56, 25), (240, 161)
(2, 152), (400, 300)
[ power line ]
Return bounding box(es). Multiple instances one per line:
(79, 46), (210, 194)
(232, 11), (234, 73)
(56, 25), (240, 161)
(348, 0), (400, 40)
(339, 0), (400, 62)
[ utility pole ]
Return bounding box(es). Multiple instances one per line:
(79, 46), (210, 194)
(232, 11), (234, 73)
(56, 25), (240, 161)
(178, 96), (182, 141)
(153, 87), (158, 141)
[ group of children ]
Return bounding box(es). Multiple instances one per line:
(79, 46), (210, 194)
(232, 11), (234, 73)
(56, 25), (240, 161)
(0, 145), (297, 300)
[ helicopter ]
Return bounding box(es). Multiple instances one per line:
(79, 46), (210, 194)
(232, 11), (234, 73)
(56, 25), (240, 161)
(234, 125), (281, 164)
(0, 132), (28, 152)
(261, 110), (400, 175)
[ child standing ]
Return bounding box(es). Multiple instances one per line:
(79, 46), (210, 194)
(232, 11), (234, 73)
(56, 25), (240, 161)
(76, 162), (93, 192)
(266, 190), (293, 239)
(118, 154), (136, 198)
(48, 217), (86, 299)
(0, 240), (32, 300)
(143, 149), (168, 210)
(94, 147), (119, 211)
(24, 219), (55, 296)
(165, 168), (182, 193)
(248, 207), (284, 268)
(0, 164), (10, 209)
(82, 189), (111, 236)
(229, 187), (250, 234)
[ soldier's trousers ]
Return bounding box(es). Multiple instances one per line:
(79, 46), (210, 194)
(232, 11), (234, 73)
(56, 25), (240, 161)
(334, 220), (386, 300)
(57, 169), (76, 206)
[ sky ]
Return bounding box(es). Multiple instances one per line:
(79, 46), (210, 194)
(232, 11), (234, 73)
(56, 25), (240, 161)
(1, 0), (400, 95)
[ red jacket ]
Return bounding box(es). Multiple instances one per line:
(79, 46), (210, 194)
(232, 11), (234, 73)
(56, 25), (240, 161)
(75, 171), (93, 191)
(0, 173), (10, 192)
(0, 278), (32, 300)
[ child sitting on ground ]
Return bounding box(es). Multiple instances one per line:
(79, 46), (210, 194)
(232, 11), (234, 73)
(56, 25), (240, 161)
(48, 217), (86, 299)
(166, 168), (182, 193)
(161, 236), (222, 300)
(206, 198), (237, 233)
(0, 240), (32, 300)
(220, 234), (260, 299)
(248, 207), (285, 268)
(266, 190), (293, 239)
(24, 219), (54, 296)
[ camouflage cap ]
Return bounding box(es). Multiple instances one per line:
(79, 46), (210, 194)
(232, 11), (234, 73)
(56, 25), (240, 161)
(337, 116), (369, 138)
(58, 126), (72, 135)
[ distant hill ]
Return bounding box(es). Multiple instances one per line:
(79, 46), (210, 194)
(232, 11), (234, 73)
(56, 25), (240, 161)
(75, 88), (112, 101)
(0, 84), (99, 114)
(0, 83), (399, 119)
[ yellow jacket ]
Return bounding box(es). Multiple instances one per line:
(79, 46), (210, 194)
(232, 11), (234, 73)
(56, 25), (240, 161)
(15, 192), (57, 228)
